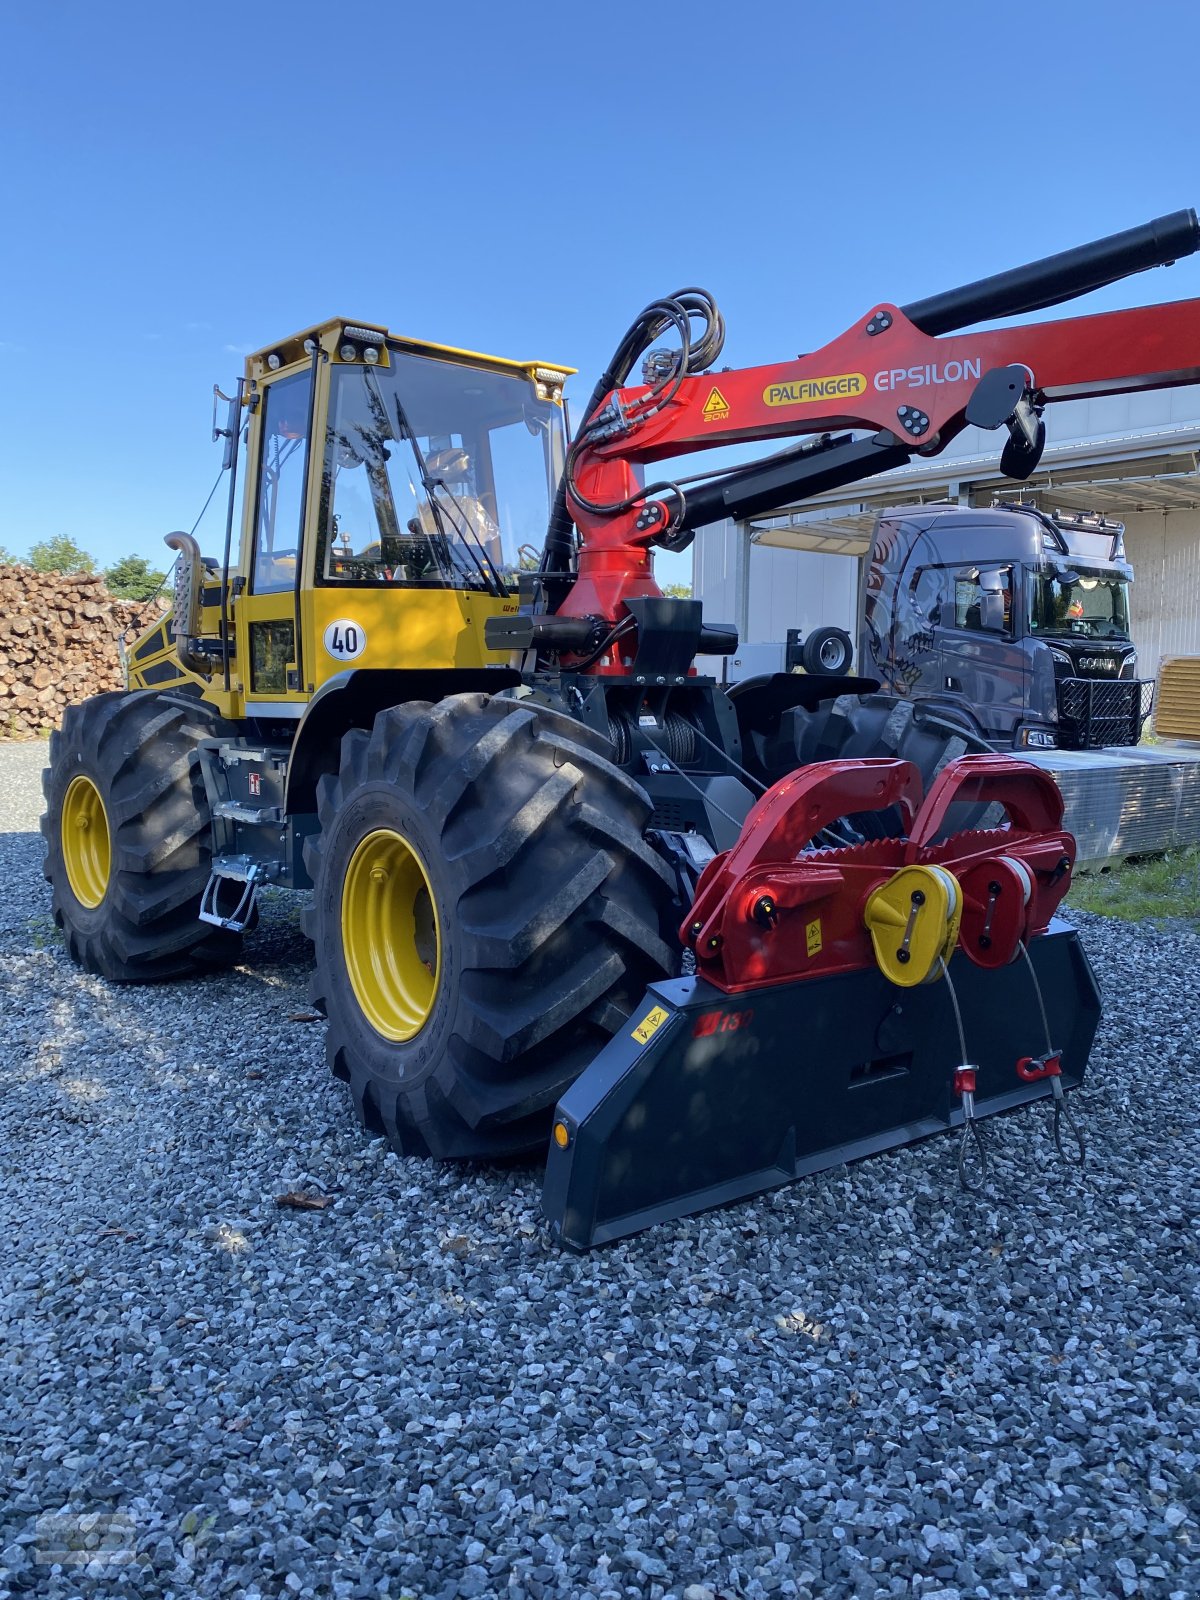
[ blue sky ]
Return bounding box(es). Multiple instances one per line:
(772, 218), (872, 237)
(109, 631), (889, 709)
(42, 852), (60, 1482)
(2, 0), (1199, 589)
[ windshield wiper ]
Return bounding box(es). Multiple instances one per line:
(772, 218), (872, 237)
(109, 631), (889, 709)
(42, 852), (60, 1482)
(359, 368), (492, 594)
(379, 378), (508, 600)
(424, 475), (511, 600)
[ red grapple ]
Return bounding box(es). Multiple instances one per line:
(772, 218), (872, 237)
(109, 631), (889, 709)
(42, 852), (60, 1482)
(682, 759), (923, 993)
(682, 754), (1076, 995)
(914, 756), (1076, 966)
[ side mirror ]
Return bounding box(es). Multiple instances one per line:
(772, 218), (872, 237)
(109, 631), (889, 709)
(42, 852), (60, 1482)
(980, 591), (1007, 632)
(212, 385), (241, 471)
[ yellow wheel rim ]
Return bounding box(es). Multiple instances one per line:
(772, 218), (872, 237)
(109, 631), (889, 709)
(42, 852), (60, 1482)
(61, 774), (111, 909)
(341, 828), (440, 1041)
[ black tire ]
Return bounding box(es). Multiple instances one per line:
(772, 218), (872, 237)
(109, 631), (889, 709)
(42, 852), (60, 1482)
(302, 693), (677, 1160)
(755, 693), (993, 841)
(801, 626), (854, 676)
(41, 690), (242, 980)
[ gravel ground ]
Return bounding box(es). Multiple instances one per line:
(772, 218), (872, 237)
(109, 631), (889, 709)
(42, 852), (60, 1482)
(1, 737), (1198, 1600)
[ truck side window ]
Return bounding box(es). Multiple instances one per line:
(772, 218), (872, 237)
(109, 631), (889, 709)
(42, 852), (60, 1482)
(910, 567), (946, 627)
(954, 567), (1013, 633)
(894, 565), (946, 661)
(252, 370), (312, 596)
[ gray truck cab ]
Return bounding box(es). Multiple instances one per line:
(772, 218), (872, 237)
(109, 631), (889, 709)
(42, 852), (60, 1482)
(858, 502), (1152, 750)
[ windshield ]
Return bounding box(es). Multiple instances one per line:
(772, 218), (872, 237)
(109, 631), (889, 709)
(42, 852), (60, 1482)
(1027, 564), (1132, 640)
(317, 351), (564, 591)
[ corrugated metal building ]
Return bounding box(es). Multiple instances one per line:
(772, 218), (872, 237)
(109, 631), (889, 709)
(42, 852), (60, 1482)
(693, 388), (1200, 678)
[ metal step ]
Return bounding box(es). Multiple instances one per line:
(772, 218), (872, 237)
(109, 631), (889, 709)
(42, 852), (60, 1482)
(216, 743), (279, 765)
(208, 853), (263, 882)
(199, 855), (280, 933)
(212, 801), (283, 825)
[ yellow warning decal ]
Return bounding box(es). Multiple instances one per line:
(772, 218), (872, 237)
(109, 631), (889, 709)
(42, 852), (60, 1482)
(806, 918), (823, 957)
(631, 1005), (670, 1045)
(701, 386), (730, 422)
(764, 373), (867, 407)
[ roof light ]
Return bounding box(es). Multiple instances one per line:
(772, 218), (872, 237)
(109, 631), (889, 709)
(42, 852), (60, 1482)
(534, 367), (569, 386)
(363, 345), (380, 365)
(339, 344), (357, 362)
(303, 338), (317, 355)
(266, 352), (282, 371)
(342, 324), (384, 343)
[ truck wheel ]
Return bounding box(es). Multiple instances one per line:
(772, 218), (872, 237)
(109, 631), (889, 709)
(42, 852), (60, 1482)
(802, 626), (854, 675)
(303, 693), (677, 1160)
(41, 690), (241, 980)
(755, 694), (993, 839)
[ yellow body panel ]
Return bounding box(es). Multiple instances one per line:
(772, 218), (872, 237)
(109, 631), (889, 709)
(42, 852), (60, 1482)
(306, 586), (515, 688)
(126, 585), (519, 706)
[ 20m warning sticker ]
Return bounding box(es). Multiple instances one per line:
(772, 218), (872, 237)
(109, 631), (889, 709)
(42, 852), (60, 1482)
(701, 386), (730, 422)
(631, 1005), (670, 1045)
(806, 918), (823, 957)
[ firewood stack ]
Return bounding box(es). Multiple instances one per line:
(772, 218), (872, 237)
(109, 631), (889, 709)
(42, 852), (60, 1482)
(0, 567), (169, 738)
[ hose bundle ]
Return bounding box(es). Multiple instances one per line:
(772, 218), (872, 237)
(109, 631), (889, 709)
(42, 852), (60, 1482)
(541, 289), (725, 588)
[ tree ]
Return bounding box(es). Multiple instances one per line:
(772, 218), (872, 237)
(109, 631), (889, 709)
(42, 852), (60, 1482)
(662, 581), (692, 599)
(0, 544), (15, 566)
(28, 535), (95, 576)
(104, 553), (167, 601)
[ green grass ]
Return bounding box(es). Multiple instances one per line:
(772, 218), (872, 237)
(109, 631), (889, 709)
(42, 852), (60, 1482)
(1068, 847), (1200, 926)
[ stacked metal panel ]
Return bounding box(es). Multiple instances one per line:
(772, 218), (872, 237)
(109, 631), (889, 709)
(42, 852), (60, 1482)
(1021, 744), (1200, 864)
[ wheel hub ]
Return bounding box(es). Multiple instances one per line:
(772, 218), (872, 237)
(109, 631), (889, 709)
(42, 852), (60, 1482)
(341, 828), (440, 1041)
(61, 774), (111, 908)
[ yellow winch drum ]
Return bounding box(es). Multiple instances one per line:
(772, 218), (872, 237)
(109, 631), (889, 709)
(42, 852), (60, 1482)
(863, 863), (963, 987)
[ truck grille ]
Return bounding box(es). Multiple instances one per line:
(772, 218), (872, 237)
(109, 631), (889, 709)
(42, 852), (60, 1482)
(1056, 677), (1154, 749)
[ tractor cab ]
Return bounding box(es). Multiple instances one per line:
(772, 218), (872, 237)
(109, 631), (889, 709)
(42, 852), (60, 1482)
(139, 320), (573, 716)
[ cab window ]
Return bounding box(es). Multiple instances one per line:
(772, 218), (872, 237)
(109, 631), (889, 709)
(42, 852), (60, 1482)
(252, 370), (312, 596)
(954, 566), (1013, 634)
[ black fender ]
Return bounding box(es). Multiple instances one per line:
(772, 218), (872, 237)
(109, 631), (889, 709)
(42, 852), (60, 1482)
(283, 667), (521, 816)
(727, 672), (880, 740)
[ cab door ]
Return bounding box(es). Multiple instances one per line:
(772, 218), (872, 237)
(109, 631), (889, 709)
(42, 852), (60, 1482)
(939, 565), (1027, 742)
(236, 362), (318, 711)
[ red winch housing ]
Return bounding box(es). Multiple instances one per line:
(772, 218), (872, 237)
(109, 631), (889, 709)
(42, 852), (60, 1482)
(683, 754), (1075, 994)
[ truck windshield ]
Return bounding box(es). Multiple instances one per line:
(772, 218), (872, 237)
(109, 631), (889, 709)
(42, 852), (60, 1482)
(1027, 565), (1132, 640)
(318, 351), (565, 590)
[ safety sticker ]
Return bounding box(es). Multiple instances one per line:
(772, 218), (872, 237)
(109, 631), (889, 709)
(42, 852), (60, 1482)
(806, 918), (823, 957)
(701, 386), (730, 422)
(631, 1005), (670, 1045)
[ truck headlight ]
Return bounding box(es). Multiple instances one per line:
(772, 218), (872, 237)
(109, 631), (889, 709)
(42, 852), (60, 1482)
(1049, 647), (1072, 671)
(1020, 728), (1057, 749)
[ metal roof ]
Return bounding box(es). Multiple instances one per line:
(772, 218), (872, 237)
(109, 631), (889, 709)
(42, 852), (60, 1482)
(750, 423), (1200, 555)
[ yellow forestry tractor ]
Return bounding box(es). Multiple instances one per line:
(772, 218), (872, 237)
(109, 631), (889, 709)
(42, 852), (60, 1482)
(41, 213), (1200, 1244)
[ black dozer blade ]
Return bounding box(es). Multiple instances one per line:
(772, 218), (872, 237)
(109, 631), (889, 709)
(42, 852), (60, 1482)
(542, 919), (1100, 1249)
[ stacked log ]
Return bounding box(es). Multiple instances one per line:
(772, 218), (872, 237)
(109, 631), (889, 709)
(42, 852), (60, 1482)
(0, 567), (168, 738)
